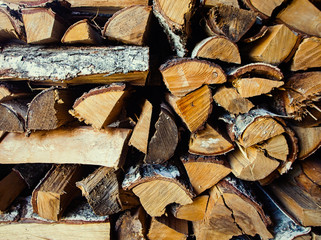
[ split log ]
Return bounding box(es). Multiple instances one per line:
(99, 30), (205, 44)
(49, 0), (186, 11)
(27, 87), (74, 131)
(69, 84), (129, 129)
(248, 24), (299, 65)
(205, 4), (257, 42)
(148, 214), (189, 240)
(0, 196), (110, 239)
(0, 4), (25, 41)
(0, 82), (30, 101)
(22, 8), (67, 44)
(180, 154), (231, 195)
(102, 5), (152, 46)
(160, 58), (226, 97)
(61, 19), (102, 44)
(32, 164), (84, 221)
(191, 36), (241, 64)
(122, 163), (194, 217)
(277, 0), (321, 37)
(166, 85), (213, 132)
(0, 45), (149, 86)
(0, 126), (131, 168)
(202, 0), (239, 7)
(291, 37), (321, 71)
(76, 167), (139, 216)
(243, 0), (285, 18)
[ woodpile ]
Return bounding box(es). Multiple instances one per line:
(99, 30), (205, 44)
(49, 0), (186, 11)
(1, 0), (321, 239)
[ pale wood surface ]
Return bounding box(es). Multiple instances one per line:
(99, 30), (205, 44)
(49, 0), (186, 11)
(203, 0), (239, 7)
(0, 7), (19, 41)
(244, 0), (285, 17)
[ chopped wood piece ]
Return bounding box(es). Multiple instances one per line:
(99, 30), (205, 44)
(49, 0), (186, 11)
(248, 24), (299, 65)
(213, 86), (254, 114)
(0, 82), (30, 101)
(191, 36), (241, 64)
(122, 163), (194, 217)
(180, 154), (231, 195)
(0, 196), (110, 239)
(70, 84), (129, 129)
(22, 8), (67, 44)
(291, 37), (321, 71)
(243, 0), (285, 17)
(202, 0), (239, 7)
(129, 99), (152, 154)
(0, 5), (25, 41)
(300, 156), (321, 186)
(171, 195), (209, 221)
(102, 5), (152, 46)
(258, 134), (289, 161)
(148, 214), (189, 240)
(160, 58), (226, 97)
(0, 126), (131, 168)
(32, 164), (84, 221)
(27, 87), (74, 131)
(0, 45), (149, 86)
(189, 123), (234, 156)
(61, 19), (102, 45)
(76, 167), (139, 216)
(277, 0), (321, 37)
(205, 4), (257, 42)
(166, 85), (213, 132)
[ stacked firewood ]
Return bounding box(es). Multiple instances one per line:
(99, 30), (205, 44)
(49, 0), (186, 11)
(1, 0), (321, 239)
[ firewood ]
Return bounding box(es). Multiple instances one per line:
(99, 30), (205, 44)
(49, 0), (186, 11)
(69, 84), (129, 129)
(243, 25), (269, 43)
(160, 58), (226, 97)
(0, 4), (25, 41)
(128, 99), (152, 154)
(122, 163), (194, 217)
(205, 4), (257, 42)
(144, 106), (178, 164)
(153, 0), (196, 56)
(248, 24), (299, 65)
(61, 19), (102, 44)
(102, 5), (152, 46)
(291, 37), (321, 71)
(0, 196), (110, 239)
(202, 0), (239, 7)
(171, 194), (209, 221)
(0, 126), (131, 168)
(243, 0), (285, 18)
(213, 86), (254, 114)
(166, 85), (213, 132)
(32, 164), (85, 221)
(191, 35), (241, 64)
(180, 154), (231, 195)
(0, 82), (30, 101)
(0, 45), (149, 86)
(148, 214), (189, 240)
(21, 8), (67, 44)
(115, 207), (148, 240)
(188, 123), (234, 156)
(76, 167), (139, 216)
(277, 0), (321, 37)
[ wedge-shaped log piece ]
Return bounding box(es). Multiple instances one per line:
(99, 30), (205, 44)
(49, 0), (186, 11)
(248, 24), (299, 65)
(205, 4), (257, 42)
(213, 86), (254, 114)
(122, 163), (194, 217)
(277, 0), (321, 37)
(202, 0), (239, 7)
(171, 195), (209, 221)
(167, 85), (213, 132)
(32, 164), (84, 221)
(0, 5), (25, 41)
(70, 84), (129, 129)
(22, 8), (67, 44)
(0, 195), (110, 239)
(243, 0), (285, 18)
(61, 19), (102, 45)
(189, 123), (234, 156)
(0, 82), (30, 101)
(76, 167), (139, 216)
(103, 5), (152, 46)
(291, 37), (321, 71)
(0, 126), (131, 167)
(191, 36), (241, 64)
(181, 154), (231, 195)
(0, 45), (149, 85)
(160, 58), (226, 97)
(148, 214), (189, 240)
(258, 134), (289, 161)
(27, 87), (74, 131)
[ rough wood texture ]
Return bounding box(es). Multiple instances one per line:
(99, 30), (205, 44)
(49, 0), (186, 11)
(243, 0), (285, 17)
(202, 0), (239, 7)
(103, 5), (152, 46)
(76, 167), (139, 216)
(0, 82), (30, 101)
(0, 45), (149, 85)
(0, 4), (25, 41)
(0, 126), (131, 168)
(160, 58), (226, 97)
